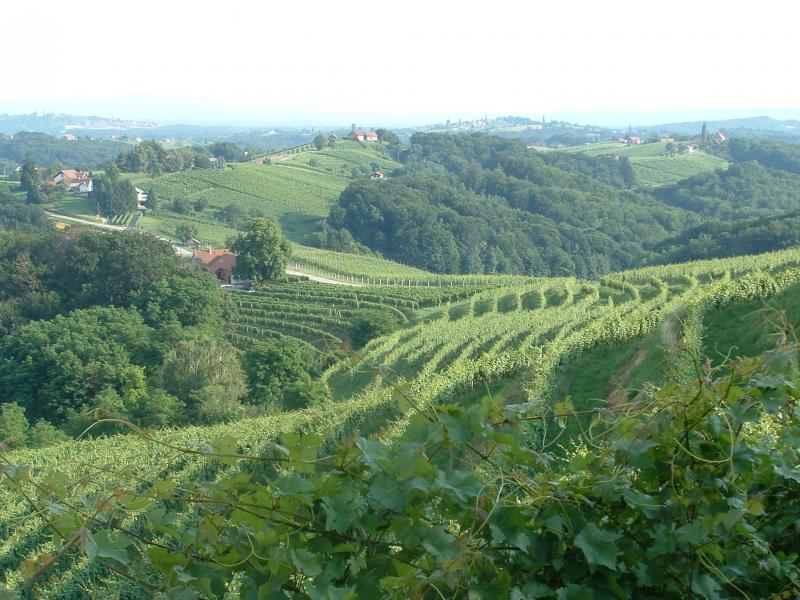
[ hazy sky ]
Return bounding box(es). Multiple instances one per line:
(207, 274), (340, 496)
(3, 0), (799, 125)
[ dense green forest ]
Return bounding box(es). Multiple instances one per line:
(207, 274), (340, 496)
(322, 133), (800, 276)
(0, 191), (324, 448)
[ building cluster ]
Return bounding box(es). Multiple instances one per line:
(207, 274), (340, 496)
(348, 130), (379, 142)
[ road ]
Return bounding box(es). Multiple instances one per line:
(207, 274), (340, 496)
(46, 211), (195, 257)
(44, 211), (354, 282)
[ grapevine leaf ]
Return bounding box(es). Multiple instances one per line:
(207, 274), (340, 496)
(573, 523), (620, 570)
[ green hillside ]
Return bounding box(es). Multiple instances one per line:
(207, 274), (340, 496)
(3, 244), (800, 597)
(46, 140), (400, 247)
(557, 140), (728, 185)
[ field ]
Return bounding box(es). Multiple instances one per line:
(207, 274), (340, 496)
(554, 140), (729, 185)
(4, 247), (800, 596)
(628, 151), (728, 185)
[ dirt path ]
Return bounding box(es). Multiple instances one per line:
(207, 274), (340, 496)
(606, 347), (648, 408)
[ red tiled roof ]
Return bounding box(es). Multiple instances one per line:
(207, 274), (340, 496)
(193, 248), (233, 265)
(208, 253), (236, 272)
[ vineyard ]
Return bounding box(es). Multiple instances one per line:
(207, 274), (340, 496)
(553, 140), (730, 185)
(4, 247), (800, 597)
(628, 152), (729, 185)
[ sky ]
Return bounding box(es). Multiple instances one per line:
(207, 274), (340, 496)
(2, 0), (799, 126)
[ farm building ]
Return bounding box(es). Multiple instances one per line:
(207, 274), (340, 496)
(62, 133), (77, 141)
(370, 170), (386, 180)
(713, 131), (726, 144)
(628, 136), (643, 144)
(348, 130), (379, 142)
(192, 248), (238, 284)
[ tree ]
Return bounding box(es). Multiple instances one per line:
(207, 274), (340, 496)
(231, 218), (291, 283)
(26, 419), (69, 448)
(242, 338), (328, 410)
(172, 198), (192, 214)
(25, 185), (48, 205)
(175, 222), (199, 243)
(375, 128), (401, 146)
(348, 309), (402, 348)
(313, 134), (327, 151)
(701, 121), (709, 143)
(146, 188), (158, 210)
(207, 142), (245, 162)
(193, 197), (209, 212)
(0, 402), (29, 447)
(158, 337), (246, 412)
(18, 157), (41, 192)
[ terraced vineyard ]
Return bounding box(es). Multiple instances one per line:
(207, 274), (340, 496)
(4, 247), (800, 597)
(227, 280), (499, 354)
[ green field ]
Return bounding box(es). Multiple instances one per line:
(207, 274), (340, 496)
(47, 194), (97, 218)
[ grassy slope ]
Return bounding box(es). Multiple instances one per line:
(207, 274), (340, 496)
(701, 281), (800, 365)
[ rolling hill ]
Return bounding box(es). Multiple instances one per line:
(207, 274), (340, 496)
(3, 246), (800, 597)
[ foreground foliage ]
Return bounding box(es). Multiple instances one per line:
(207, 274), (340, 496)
(3, 334), (800, 598)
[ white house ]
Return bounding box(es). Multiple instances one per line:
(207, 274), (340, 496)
(135, 187), (148, 210)
(52, 170), (93, 195)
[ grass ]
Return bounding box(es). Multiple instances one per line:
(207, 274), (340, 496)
(701, 281), (800, 365)
(47, 194), (97, 217)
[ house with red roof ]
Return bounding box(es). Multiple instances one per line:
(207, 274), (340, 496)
(51, 169), (93, 195)
(192, 248), (238, 284)
(348, 130), (379, 142)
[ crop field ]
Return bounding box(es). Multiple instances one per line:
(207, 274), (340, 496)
(4, 247), (800, 597)
(121, 142), (397, 247)
(556, 140), (626, 155)
(277, 140), (402, 178)
(228, 281), (495, 355)
(629, 152), (728, 185)
(553, 140), (729, 185)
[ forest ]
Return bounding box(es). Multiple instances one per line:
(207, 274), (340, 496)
(323, 134), (800, 276)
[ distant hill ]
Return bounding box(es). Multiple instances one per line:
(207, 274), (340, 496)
(641, 116), (800, 139)
(0, 112), (335, 151)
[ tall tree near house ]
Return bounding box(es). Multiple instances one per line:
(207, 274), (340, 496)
(19, 157), (40, 192)
(231, 218), (291, 283)
(701, 121), (709, 143)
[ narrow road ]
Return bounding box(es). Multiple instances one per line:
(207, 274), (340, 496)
(45, 211), (126, 230)
(45, 211), (193, 257)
